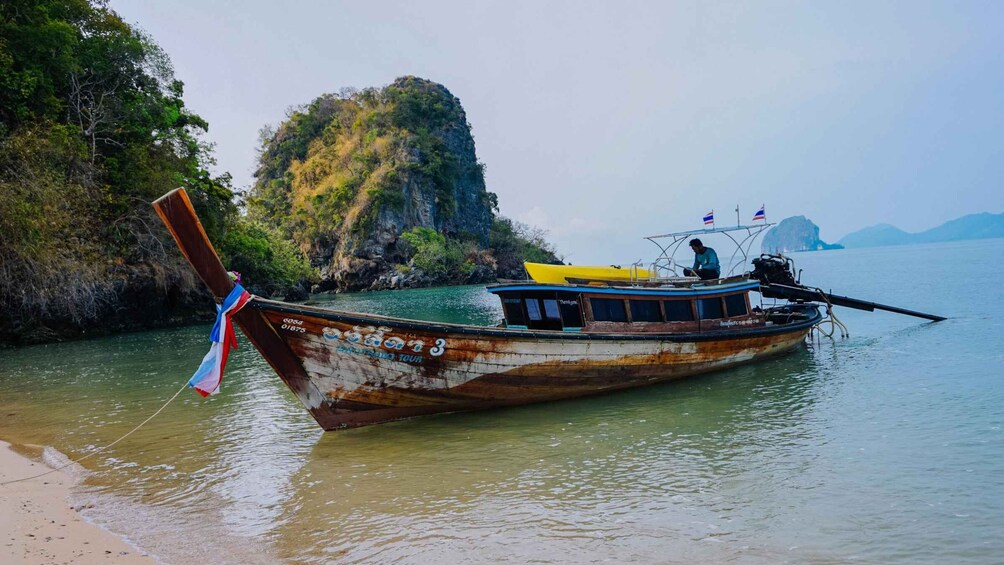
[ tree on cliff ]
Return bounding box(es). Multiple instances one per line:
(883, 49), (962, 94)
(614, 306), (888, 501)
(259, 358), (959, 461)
(0, 0), (310, 343)
(249, 76), (558, 291)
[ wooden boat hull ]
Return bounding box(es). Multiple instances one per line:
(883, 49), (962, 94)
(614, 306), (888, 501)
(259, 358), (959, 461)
(253, 300), (820, 429)
(150, 187), (822, 431)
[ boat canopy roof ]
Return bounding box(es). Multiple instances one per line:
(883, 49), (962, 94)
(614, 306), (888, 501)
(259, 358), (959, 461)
(644, 223), (775, 240)
(644, 222), (775, 278)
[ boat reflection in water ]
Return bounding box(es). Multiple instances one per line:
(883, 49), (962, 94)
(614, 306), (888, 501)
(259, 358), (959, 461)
(268, 347), (826, 563)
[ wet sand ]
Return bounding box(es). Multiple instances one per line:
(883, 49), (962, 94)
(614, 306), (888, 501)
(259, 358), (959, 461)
(0, 440), (155, 564)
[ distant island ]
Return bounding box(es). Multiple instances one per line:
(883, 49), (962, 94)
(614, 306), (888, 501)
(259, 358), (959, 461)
(761, 216), (843, 253)
(838, 213), (1004, 248)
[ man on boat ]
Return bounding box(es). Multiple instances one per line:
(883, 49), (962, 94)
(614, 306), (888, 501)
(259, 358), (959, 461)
(684, 239), (720, 280)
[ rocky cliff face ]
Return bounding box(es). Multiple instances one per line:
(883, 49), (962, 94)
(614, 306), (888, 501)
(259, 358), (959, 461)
(250, 77), (503, 292)
(0, 260), (213, 346)
(762, 216), (843, 253)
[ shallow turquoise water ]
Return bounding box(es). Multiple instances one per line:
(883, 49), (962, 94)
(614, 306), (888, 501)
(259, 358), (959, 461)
(1, 239), (1002, 563)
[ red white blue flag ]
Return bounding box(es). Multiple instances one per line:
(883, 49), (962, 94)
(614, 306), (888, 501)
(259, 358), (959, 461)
(703, 210), (715, 225)
(188, 284), (252, 397)
(752, 205), (766, 221)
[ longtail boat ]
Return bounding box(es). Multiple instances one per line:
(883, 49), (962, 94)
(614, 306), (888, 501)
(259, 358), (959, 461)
(153, 188), (943, 430)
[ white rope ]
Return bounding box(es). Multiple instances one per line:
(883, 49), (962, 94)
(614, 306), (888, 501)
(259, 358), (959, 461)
(2, 283), (254, 487)
(813, 288), (849, 339)
(1, 383), (188, 486)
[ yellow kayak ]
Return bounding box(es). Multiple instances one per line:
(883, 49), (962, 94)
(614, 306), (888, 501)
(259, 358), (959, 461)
(524, 262), (652, 284)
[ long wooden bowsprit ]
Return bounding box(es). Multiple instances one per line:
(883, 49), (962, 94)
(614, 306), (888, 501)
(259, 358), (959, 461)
(152, 188), (339, 429)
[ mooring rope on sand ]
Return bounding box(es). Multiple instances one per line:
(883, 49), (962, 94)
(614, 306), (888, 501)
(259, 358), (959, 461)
(0, 383), (188, 486)
(2, 277), (253, 487)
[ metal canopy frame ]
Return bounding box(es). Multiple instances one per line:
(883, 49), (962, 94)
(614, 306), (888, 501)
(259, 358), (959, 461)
(643, 223), (775, 277)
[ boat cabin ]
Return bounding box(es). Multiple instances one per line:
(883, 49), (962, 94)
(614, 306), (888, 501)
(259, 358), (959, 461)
(487, 280), (762, 333)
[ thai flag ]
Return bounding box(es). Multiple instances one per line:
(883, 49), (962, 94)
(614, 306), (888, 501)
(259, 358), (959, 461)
(752, 206), (766, 221)
(703, 211), (714, 225)
(188, 284), (253, 397)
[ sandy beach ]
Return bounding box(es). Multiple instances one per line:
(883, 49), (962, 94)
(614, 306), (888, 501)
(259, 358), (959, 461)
(0, 440), (155, 564)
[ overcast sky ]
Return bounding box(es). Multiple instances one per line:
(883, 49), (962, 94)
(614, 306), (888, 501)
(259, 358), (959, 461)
(113, 0), (1003, 264)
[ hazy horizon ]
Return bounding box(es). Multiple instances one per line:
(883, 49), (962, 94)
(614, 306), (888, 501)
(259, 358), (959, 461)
(111, 0), (1003, 264)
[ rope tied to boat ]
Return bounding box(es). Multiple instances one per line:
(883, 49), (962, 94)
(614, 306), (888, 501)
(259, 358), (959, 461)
(0, 383), (188, 486)
(812, 288), (850, 339)
(2, 280), (255, 486)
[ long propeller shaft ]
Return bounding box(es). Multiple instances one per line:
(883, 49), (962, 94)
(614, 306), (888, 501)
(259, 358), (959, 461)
(759, 283), (946, 322)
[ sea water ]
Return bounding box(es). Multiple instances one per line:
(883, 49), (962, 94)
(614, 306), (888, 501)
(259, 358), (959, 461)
(1, 239), (1003, 563)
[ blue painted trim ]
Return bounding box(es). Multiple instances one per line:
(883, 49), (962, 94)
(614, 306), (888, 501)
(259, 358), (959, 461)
(562, 327), (583, 332)
(253, 300), (822, 342)
(487, 281), (758, 297)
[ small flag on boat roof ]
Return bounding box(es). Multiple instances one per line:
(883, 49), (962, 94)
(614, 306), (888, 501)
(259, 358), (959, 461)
(703, 210), (714, 225)
(752, 205), (766, 221)
(188, 283), (252, 397)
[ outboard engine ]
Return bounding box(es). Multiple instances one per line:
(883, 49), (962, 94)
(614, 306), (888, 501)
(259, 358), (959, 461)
(750, 254), (798, 287)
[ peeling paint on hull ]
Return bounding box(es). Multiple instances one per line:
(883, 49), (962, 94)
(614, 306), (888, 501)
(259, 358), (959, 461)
(253, 300), (820, 430)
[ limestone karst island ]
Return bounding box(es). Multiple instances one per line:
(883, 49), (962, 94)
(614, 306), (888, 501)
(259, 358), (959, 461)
(249, 77), (558, 295)
(1, 57), (555, 344)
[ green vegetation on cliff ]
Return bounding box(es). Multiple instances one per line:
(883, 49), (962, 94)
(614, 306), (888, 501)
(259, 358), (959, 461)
(250, 77), (557, 291)
(489, 217), (559, 278)
(0, 3), (556, 342)
(0, 0), (310, 343)
(400, 227), (475, 278)
(250, 79), (481, 246)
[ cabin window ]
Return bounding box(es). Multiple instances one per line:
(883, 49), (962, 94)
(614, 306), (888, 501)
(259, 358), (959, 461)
(724, 294), (748, 317)
(697, 297), (724, 320)
(526, 299), (543, 321)
(558, 298), (584, 327)
(591, 298), (627, 322)
(663, 300), (694, 322)
(543, 299), (561, 320)
(502, 297), (526, 326)
(630, 300), (662, 322)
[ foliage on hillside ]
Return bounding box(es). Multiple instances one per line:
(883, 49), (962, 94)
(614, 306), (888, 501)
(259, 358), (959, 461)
(0, 0), (310, 342)
(249, 77), (558, 289)
(490, 218), (559, 279)
(400, 227), (481, 278)
(0, 2), (556, 340)
(220, 220), (317, 295)
(250, 78), (480, 250)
